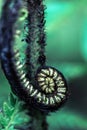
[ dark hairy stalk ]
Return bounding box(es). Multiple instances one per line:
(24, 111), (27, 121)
(26, 0), (46, 82)
(26, 1), (48, 129)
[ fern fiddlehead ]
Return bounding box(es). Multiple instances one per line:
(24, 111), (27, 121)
(0, 0), (68, 112)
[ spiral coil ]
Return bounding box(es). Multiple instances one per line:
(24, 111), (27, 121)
(12, 50), (68, 111)
(0, 0), (68, 112)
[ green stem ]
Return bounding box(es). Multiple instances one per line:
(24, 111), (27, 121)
(30, 110), (48, 130)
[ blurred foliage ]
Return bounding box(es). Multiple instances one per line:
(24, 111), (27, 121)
(0, 0), (87, 130)
(0, 93), (29, 130)
(47, 110), (87, 130)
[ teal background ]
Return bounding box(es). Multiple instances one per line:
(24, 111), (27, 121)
(0, 0), (87, 130)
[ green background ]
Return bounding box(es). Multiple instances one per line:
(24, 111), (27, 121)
(0, 0), (87, 130)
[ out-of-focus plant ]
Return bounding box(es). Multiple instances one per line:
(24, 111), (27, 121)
(0, 93), (29, 130)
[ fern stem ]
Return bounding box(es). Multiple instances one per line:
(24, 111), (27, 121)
(26, 0), (46, 82)
(26, 0), (48, 130)
(29, 110), (48, 130)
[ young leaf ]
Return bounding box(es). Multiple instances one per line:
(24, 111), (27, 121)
(0, 93), (30, 130)
(3, 102), (14, 117)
